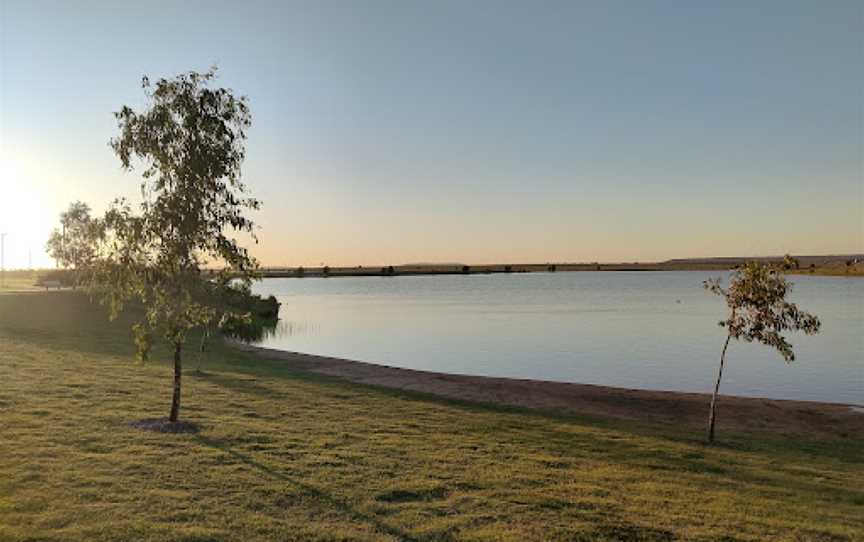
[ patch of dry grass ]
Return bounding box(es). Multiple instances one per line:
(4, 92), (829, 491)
(0, 271), (42, 293)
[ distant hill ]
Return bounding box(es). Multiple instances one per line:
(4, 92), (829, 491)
(663, 254), (863, 266)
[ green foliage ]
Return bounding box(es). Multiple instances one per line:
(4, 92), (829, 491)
(45, 201), (102, 285)
(705, 261), (821, 361)
(95, 67), (259, 342)
(84, 67), (261, 421)
(703, 260), (822, 442)
(131, 322), (153, 362)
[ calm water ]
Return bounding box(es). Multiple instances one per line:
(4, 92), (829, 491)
(251, 272), (863, 405)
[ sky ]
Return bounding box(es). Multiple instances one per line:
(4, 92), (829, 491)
(0, 0), (861, 268)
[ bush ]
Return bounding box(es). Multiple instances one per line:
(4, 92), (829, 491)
(218, 292), (280, 342)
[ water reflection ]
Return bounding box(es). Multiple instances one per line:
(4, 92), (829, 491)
(251, 272), (863, 404)
(226, 319), (317, 343)
(222, 316), (280, 343)
(267, 320), (317, 340)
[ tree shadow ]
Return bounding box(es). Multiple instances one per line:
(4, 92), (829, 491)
(191, 370), (285, 399)
(194, 434), (422, 542)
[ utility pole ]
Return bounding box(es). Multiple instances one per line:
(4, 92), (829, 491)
(1, 233), (6, 289)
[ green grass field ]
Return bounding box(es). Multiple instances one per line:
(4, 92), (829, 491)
(1, 292), (862, 541)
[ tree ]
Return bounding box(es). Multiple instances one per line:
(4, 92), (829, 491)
(703, 261), (820, 442)
(46, 201), (101, 286)
(93, 67), (259, 424)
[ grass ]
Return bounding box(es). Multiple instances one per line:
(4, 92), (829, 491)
(0, 292), (862, 541)
(0, 271), (42, 292)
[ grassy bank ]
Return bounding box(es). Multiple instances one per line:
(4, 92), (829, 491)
(1, 292), (862, 541)
(0, 271), (43, 292)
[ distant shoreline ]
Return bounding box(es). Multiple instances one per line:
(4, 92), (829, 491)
(256, 254), (864, 279)
(234, 342), (864, 440)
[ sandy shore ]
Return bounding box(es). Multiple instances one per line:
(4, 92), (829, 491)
(234, 343), (864, 440)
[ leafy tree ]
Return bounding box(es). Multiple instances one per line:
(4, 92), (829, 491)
(703, 262), (820, 442)
(46, 201), (101, 286)
(92, 67), (259, 424)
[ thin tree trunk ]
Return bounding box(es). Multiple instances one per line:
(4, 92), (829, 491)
(169, 342), (182, 422)
(707, 334), (731, 443)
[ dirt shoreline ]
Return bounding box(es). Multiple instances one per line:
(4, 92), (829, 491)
(234, 343), (864, 440)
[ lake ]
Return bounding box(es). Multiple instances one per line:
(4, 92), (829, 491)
(251, 272), (863, 405)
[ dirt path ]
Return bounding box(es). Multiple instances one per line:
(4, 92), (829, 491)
(235, 343), (864, 440)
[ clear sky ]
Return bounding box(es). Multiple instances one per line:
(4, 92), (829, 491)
(1, 0), (861, 268)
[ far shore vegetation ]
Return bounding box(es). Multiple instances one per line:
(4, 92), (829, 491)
(2, 252), (860, 290)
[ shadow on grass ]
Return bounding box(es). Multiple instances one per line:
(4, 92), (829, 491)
(193, 434), (710, 542)
(192, 353), (864, 512)
(191, 369), (286, 399)
(207, 344), (864, 466)
(194, 434), (423, 542)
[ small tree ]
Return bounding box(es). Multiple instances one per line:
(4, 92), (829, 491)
(46, 201), (101, 286)
(703, 262), (820, 442)
(93, 67), (259, 424)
